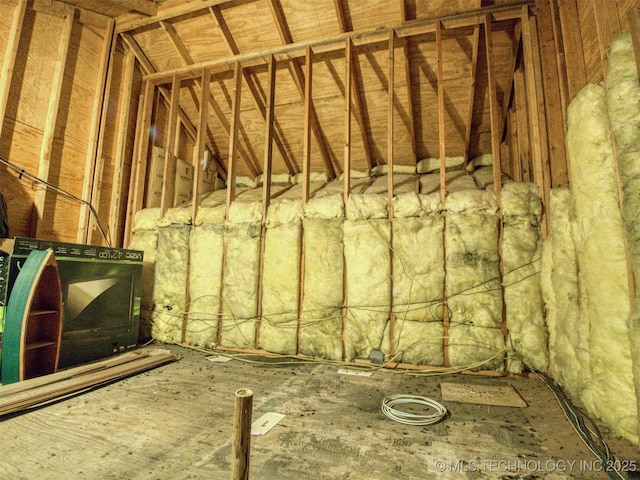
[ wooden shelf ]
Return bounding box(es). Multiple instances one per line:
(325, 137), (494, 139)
(28, 310), (59, 317)
(25, 341), (57, 351)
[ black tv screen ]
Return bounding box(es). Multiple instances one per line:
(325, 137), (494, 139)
(65, 274), (134, 332)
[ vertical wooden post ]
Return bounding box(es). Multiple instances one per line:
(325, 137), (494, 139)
(628, 7), (640, 81)
(436, 20), (450, 368)
(180, 67), (211, 344)
(485, 13), (508, 369)
(109, 44), (136, 247)
(302, 47), (313, 205)
(256, 55), (276, 348)
(124, 80), (155, 247)
(521, 7), (549, 236)
(81, 19), (115, 246)
(33, 8), (74, 238)
(160, 74), (181, 217)
(388, 30), (396, 358)
(226, 62), (243, 220)
(463, 25), (480, 166)
(0, 0), (26, 136)
(344, 39), (352, 197)
(192, 68), (211, 224)
(231, 388), (253, 480)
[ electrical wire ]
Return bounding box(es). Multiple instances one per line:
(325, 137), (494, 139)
(536, 371), (626, 480)
(0, 156), (112, 246)
(381, 394), (448, 426)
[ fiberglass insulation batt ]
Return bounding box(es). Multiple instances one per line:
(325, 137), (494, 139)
(218, 199), (262, 349)
(565, 81), (637, 442)
(500, 182), (547, 373)
(541, 188), (587, 399)
(446, 190), (504, 371)
(344, 193), (391, 360)
(151, 210), (192, 344)
(385, 191), (445, 366)
(184, 189), (228, 348)
(298, 193), (344, 360)
(605, 33), (640, 438)
(257, 198), (302, 355)
(128, 207), (161, 339)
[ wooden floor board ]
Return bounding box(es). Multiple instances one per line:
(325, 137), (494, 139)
(0, 344), (636, 479)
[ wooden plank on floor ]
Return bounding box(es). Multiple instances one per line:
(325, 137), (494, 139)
(0, 349), (178, 416)
(440, 382), (528, 407)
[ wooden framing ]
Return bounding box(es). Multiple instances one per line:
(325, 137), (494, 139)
(142, 5), (527, 85)
(124, 79), (155, 246)
(302, 46), (313, 205)
(256, 55), (277, 349)
(463, 25), (480, 166)
(335, 0), (375, 171)
(210, 5), (296, 175)
(399, 0), (417, 164)
(485, 13), (508, 370)
(387, 29), (396, 358)
(268, 0), (337, 179)
(521, 6), (548, 235)
(535, 0), (568, 188)
(33, 8), (74, 238)
(436, 20), (450, 369)
(108, 44), (136, 248)
(82, 19), (116, 246)
(225, 62), (242, 219)
(159, 74), (181, 216)
(0, 0), (26, 135)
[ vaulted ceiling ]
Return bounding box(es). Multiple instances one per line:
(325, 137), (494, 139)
(69, 0), (528, 178)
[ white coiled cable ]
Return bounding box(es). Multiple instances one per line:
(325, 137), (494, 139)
(381, 394), (448, 426)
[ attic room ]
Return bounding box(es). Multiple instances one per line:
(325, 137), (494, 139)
(1, 0), (640, 478)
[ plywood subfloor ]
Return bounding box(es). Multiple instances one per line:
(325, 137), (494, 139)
(0, 344), (637, 480)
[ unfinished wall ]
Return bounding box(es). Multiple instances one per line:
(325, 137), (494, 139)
(542, 37), (639, 442)
(0, 2), (115, 244)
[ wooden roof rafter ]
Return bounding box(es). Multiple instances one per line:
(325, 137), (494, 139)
(153, 22), (260, 177)
(210, 5), (297, 176)
(61, 0), (158, 17)
(334, 0), (375, 171)
(267, 0), (338, 179)
(142, 3), (530, 85)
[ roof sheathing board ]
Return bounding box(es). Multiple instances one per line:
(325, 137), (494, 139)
(169, 10), (231, 62)
(220, 0), (284, 55)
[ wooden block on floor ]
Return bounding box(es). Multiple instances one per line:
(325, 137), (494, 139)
(440, 381), (528, 407)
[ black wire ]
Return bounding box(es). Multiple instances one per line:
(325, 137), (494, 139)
(0, 156), (112, 246)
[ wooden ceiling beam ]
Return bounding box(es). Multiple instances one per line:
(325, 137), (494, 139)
(268, 0), (337, 179)
(143, 4), (529, 85)
(59, 0), (157, 17)
(210, 5), (297, 175)
(335, 0), (374, 171)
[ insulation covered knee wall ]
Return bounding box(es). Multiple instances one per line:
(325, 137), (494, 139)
(138, 172), (543, 374)
(543, 63), (638, 443)
(446, 190), (504, 371)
